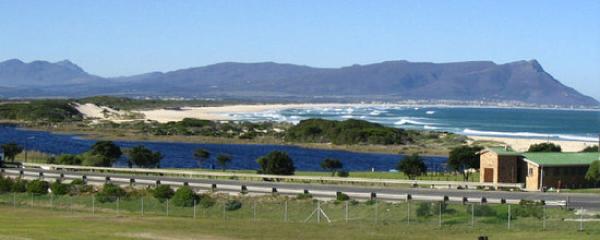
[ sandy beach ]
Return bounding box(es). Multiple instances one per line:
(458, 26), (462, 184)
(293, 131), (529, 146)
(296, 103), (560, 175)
(137, 103), (357, 122)
(469, 135), (597, 152)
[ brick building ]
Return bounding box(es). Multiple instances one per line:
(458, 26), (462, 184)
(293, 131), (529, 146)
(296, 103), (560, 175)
(480, 147), (599, 191)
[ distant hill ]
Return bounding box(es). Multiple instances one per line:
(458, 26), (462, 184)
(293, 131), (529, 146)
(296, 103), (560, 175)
(0, 59), (597, 106)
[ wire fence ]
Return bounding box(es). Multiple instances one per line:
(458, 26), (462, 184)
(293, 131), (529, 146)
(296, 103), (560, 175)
(0, 192), (598, 232)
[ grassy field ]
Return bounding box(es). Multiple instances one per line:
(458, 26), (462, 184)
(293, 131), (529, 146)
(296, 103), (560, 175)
(0, 194), (598, 240)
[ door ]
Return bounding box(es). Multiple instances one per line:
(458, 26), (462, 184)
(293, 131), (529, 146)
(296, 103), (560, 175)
(483, 168), (494, 182)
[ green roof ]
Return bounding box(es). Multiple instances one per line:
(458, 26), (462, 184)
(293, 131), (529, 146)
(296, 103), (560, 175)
(485, 147), (523, 156)
(523, 152), (600, 166)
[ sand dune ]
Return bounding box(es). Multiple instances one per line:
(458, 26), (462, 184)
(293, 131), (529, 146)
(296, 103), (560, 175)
(469, 135), (597, 152)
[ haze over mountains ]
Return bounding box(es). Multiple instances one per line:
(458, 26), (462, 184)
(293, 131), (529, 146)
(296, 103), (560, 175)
(0, 58), (597, 106)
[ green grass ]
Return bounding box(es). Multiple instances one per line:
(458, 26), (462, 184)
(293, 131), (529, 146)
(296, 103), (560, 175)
(0, 194), (598, 240)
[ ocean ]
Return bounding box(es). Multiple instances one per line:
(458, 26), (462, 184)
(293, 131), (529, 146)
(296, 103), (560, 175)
(228, 106), (600, 142)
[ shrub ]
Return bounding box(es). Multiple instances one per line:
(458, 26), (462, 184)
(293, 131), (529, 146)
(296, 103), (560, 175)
(528, 143), (561, 152)
(153, 185), (175, 202)
(365, 199), (377, 206)
(336, 192), (350, 201)
(26, 180), (50, 194)
(513, 200), (543, 219)
(198, 194), (216, 208)
(225, 199), (242, 211)
(70, 179), (85, 185)
(337, 170), (350, 177)
(171, 186), (198, 207)
(296, 193), (313, 200)
(50, 181), (70, 195)
(55, 154), (83, 165)
(69, 180), (93, 194)
(256, 151), (295, 175)
(0, 176), (14, 193)
(11, 179), (27, 192)
(416, 202), (432, 217)
(97, 183), (126, 203)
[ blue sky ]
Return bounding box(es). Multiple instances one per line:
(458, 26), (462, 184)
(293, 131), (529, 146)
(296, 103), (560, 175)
(1, 1), (599, 99)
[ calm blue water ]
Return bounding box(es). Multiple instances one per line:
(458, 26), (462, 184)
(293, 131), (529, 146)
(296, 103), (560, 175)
(230, 106), (600, 142)
(0, 125), (447, 172)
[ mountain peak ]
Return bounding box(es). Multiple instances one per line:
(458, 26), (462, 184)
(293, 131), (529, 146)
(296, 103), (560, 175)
(0, 58), (25, 65)
(55, 59), (85, 73)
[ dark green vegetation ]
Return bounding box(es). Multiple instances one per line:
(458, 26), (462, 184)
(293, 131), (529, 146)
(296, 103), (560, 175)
(585, 160), (600, 183)
(216, 153), (233, 171)
(285, 118), (412, 145)
(397, 153), (427, 180)
(0, 99), (82, 122)
(152, 184), (175, 202)
(0, 177), (597, 240)
(171, 186), (199, 207)
(581, 145), (599, 153)
(447, 145), (484, 181)
(46, 141), (123, 167)
(528, 143), (562, 152)
(321, 158), (344, 176)
(1, 142), (23, 162)
(127, 145), (163, 168)
(256, 151), (296, 175)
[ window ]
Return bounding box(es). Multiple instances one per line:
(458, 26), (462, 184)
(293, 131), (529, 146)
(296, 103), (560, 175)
(528, 168), (533, 177)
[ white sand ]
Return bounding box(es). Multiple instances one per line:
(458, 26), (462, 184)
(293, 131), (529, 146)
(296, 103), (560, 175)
(469, 135), (597, 152)
(136, 103), (354, 122)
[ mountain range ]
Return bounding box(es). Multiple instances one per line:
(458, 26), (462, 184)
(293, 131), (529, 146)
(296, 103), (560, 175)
(0, 58), (597, 106)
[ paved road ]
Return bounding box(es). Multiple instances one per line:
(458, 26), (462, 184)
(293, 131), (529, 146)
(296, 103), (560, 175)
(4, 167), (600, 208)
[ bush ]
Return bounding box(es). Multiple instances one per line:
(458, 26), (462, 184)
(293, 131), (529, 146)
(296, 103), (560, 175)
(97, 183), (126, 203)
(337, 170), (350, 177)
(11, 179), (27, 192)
(69, 179), (93, 194)
(365, 199), (377, 205)
(70, 179), (85, 185)
(336, 192), (350, 201)
(416, 202), (432, 217)
(198, 194), (216, 208)
(256, 151), (295, 175)
(225, 200), (242, 211)
(50, 181), (70, 195)
(528, 143), (561, 152)
(55, 154), (83, 165)
(296, 193), (313, 200)
(26, 180), (50, 194)
(0, 176), (14, 193)
(171, 186), (198, 207)
(153, 185), (175, 202)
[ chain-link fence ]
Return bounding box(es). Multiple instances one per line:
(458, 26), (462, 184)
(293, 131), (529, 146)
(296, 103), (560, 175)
(0, 192), (598, 232)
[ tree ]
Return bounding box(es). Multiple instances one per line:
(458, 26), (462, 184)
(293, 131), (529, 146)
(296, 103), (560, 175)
(528, 143), (561, 152)
(585, 160), (600, 183)
(89, 141), (122, 166)
(581, 145), (599, 153)
(396, 153), (427, 180)
(216, 154), (232, 171)
(320, 158), (343, 176)
(26, 180), (49, 194)
(153, 185), (175, 202)
(1, 142), (23, 162)
(127, 145), (163, 168)
(171, 186), (199, 207)
(194, 148), (210, 168)
(447, 145), (484, 181)
(256, 151), (295, 175)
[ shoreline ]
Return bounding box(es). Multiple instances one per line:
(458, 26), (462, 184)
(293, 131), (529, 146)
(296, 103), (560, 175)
(468, 135), (596, 152)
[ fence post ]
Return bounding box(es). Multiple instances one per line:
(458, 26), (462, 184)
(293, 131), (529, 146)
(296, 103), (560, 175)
(345, 201), (349, 224)
(284, 200), (288, 222)
(222, 201), (226, 220)
(317, 201), (321, 224)
(542, 205), (545, 230)
(166, 199), (169, 216)
(374, 201), (378, 224)
(92, 195), (95, 216)
(407, 200), (410, 225)
(141, 197), (144, 217)
(50, 194), (53, 209)
(438, 201), (442, 228)
(507, 205), (511, 230)
(193, 199), (196, 219)
(579, 207), (584, 231)
(31, 192), (34, 206)
(117, 197), (120, 216)
(471, 204), (474, 227)
(253, 201), (256, 221)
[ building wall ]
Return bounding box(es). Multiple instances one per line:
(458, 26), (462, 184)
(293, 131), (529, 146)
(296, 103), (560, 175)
(497, 155), (519, 183)
(480, 152), (498, 183)
(525, 162), (540, 191)
(541, 166), (591, 189)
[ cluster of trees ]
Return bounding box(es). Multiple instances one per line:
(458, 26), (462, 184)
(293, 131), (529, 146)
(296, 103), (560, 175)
(395, 145), (483, 181)
(1, 142), (24, 164)
(0, 100), (82, 122)
(527, 143), (562, 152)
(285, 119), (413, 145)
